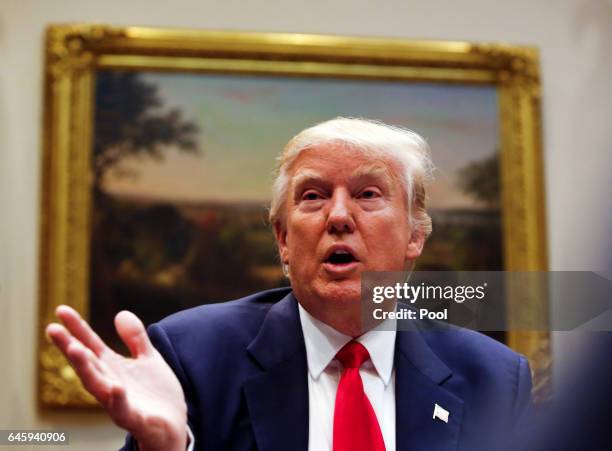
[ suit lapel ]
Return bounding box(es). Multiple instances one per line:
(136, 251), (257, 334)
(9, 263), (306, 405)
(395, 329), (464, 451)
(242, 293), (465, 451)
(244, 292), (309, 451)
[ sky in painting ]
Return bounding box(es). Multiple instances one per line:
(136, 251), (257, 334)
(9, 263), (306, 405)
(104, 72), (498, 209)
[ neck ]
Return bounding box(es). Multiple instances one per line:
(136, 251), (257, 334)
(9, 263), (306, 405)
(296, 295), (387, 338)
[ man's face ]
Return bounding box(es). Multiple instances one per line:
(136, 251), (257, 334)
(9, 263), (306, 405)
(274, 143), (424, 320)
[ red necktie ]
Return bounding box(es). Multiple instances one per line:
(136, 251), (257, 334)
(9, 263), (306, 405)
(333, 341), (386, 451)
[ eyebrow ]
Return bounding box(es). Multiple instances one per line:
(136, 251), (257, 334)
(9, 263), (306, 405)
(291, 169), (327, 191)
(291, 164), (395, 193)
(351, 164), (395, 185)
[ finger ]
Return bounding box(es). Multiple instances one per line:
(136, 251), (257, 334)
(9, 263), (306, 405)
(55, 305), (107, 356)
(114, 310), (153, 358)
(46, 323), (74, 355)
(65, 339), (115, 403)
(47, 323), (117, 405)
(46, 323), (107, 374)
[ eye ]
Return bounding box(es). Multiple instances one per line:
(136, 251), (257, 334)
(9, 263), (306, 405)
(302, 190), (323, 201)
(358, 188), (381, 199)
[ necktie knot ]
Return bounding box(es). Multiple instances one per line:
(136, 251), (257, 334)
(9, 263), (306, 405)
(336, 340), (370, 369)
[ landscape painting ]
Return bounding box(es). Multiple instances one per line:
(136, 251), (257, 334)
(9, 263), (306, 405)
(90, 70), (501, 350)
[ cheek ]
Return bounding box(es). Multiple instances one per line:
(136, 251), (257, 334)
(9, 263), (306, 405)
(286, 214), (324, 255)
(362, 214), (410, 260)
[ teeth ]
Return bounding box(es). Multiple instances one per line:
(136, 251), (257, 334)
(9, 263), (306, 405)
(335, 250), (349, 254)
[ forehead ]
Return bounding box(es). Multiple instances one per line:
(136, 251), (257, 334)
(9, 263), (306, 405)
(288, 144), (400, 184)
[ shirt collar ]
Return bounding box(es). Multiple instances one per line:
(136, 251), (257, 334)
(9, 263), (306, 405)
(298, 303), (396, 387)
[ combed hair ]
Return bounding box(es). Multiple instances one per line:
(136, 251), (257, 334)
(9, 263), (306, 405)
(269, 117), (435, 239)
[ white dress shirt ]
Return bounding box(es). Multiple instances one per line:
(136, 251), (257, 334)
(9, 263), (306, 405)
(298, 304), (397, 451)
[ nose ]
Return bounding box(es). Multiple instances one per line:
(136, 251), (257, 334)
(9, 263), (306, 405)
(326, 189), (356, 234)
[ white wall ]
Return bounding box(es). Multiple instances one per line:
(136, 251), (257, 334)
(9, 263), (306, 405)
(1, 0), (610, 449)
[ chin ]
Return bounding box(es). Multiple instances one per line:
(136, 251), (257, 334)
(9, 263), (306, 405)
(317, 279), (361, 305)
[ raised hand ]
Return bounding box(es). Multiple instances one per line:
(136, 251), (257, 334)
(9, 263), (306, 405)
(46, 306), (188, 451)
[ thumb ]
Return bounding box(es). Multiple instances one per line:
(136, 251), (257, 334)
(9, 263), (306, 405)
(114, 311), (153, 358)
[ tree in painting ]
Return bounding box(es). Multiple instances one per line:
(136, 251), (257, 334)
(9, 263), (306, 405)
(91, 71), (201, 349)
(90, 72), (283, 352)
(93, 71), (200, 193)
(417, 153), (502, 272)
(457, 153), (500, 209)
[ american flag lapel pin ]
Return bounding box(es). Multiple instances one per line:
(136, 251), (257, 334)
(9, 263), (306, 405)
(433, 403), (450, 423)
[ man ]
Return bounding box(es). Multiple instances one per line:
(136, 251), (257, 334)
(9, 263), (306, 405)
(46, 117), (532, 451)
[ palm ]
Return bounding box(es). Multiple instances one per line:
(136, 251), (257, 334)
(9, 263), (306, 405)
(99, 346), (185, 427)
(46, 306), (187, 451)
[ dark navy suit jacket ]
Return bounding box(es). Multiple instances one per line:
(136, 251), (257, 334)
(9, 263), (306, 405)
(121, 287), (532, 451)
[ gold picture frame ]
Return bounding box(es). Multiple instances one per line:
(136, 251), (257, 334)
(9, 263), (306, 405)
(38, 24), (549, 407)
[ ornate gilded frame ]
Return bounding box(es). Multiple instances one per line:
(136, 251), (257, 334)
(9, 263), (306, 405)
(38, 24), (549, 407)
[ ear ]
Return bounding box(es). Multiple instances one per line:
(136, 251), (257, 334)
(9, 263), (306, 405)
(273, 220), (289, 264)
(405, 229), (425, 261)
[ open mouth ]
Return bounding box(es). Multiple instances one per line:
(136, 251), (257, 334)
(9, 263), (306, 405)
(325, 250), (358, 265)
